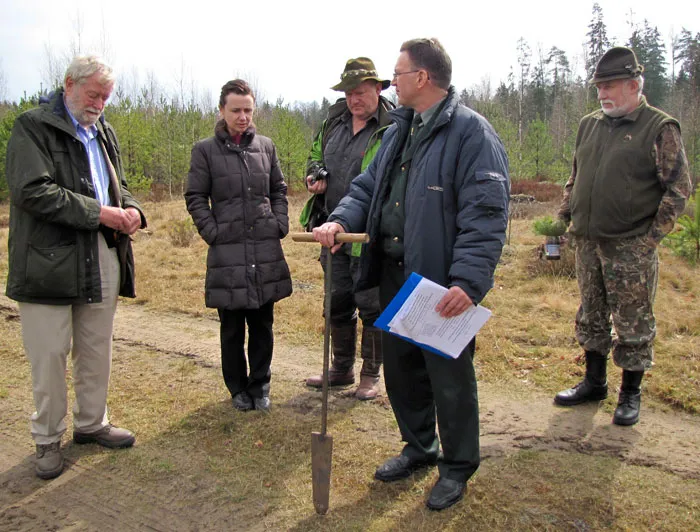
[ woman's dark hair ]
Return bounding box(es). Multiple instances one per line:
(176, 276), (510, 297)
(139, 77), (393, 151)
(219, 79), (255, 108)
(400, 38), (452, 90)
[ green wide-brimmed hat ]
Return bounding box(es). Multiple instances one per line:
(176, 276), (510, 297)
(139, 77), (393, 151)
(331, 57), (391, 91)
(590, 47), (644, 84)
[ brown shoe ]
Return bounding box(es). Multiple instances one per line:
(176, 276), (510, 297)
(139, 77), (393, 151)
(355, 375), (380, 400)
(305, 367), (355, 388)
(74, 424), (135, 449)
(35, 442), (63, 480)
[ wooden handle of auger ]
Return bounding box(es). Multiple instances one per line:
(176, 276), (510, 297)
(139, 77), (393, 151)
(291, 232), (369, 243)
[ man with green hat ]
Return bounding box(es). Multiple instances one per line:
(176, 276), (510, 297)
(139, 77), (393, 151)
(554, 46), (691, 426)
(303, 57), (394, 400)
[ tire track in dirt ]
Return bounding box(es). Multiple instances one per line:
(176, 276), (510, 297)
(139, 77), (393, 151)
(0, 424), (207, 531)
(110, 303), (322, 379)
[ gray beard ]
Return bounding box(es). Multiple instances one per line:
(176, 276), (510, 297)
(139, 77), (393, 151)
(601, 107), (626, 118)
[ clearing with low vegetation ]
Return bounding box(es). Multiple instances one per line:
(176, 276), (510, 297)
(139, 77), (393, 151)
(0, 196), (698, 531)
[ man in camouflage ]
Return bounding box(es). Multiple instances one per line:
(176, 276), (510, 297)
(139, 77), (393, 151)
(554, 47), (692, 426)
(303, 58), (395, 400)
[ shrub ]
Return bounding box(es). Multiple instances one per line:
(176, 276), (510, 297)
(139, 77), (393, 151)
(511, 179), (563, 202)
(169, 218), (197, 248)
(533, 215), (567, 237)
(664, 194), (699, 265)
(127, 173), (154, 197)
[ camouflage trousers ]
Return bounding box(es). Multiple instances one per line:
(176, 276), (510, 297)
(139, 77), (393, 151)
(574, 235), (658, 371)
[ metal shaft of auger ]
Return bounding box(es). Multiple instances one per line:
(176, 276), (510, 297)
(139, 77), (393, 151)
(321, 250), (332, 436)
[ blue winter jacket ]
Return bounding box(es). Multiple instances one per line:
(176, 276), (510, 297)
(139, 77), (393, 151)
(328, 87), (510, 304)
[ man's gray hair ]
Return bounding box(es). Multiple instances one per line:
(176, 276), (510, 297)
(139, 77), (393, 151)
(626, 75), (645, 95)
(400, 38), (452, 90)
(64, 55), (115, 86)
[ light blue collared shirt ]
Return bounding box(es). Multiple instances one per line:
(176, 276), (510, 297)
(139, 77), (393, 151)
(64, 103), (112, 206)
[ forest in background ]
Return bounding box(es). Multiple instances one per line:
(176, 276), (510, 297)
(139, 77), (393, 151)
(0, 3), (698, 201)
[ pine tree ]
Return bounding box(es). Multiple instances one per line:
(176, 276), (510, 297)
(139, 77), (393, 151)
(676, 29), (700, 92)
(628, 20), (668, 106)
(529, 47), (549, 121)
(0, 59), (7, 103)
(459, 88), (471, 108)
(516, 38), (531, 152)
(265, 104), (311, 190)
(586, 3), (611, 79)
(523, 119), (555, 179)
(547, 47), (571, 101)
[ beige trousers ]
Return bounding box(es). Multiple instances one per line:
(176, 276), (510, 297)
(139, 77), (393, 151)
(19, 233), (120, 444)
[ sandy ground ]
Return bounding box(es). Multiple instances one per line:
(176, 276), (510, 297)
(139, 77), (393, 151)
(1, 294), (699, 530)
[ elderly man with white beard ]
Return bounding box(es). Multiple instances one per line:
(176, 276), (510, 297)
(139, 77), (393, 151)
(554, 47), (691, 426)
(5, 55), (146, 479)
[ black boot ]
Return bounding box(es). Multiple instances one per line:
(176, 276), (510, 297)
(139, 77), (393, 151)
(554, 351), (608, 406)
(305, 321), (357, 388)
(613, 370), (643, 426)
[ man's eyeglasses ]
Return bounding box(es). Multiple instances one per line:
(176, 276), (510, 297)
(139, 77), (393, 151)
(392, 70), (420, 80)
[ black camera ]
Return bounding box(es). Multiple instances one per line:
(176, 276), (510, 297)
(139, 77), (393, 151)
(308, 162), (329, 185)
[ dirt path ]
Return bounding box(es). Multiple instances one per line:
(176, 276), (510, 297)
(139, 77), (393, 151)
(1, 295), (699, 530)
(111, 301), (700, 481)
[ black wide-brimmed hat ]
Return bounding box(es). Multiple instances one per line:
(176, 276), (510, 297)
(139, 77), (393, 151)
(591, 47), (644, 84)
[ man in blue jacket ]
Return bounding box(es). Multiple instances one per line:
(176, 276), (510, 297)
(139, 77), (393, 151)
(313, 38), (509, 510)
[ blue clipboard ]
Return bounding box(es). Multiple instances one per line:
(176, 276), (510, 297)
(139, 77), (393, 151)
(375, 272), (459, 359)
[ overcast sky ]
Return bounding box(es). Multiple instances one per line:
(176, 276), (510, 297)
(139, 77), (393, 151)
(0, 0), (697, 107)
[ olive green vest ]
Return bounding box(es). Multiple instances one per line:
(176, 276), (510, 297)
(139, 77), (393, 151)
(570, 97), (679, 240)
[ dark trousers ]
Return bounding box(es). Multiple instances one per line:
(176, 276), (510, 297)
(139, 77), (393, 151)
(217, 303), (274, 400)
(320, 247), (381, 327)
(379, 259), (480, 483)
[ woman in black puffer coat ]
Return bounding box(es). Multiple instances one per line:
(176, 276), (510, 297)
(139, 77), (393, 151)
(185, 79), (292, 412)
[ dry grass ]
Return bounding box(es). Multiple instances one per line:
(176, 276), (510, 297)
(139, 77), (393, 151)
(2, 311), (698, 530)
(0, 196), (698, 412)
(0, 196), (699, 530)
(478, 215), (700, 414)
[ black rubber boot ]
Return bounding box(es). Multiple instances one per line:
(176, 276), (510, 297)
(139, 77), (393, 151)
(554, 351), (608, 406)
(305, 321), (357, 387)
(612, 370), (643, 426)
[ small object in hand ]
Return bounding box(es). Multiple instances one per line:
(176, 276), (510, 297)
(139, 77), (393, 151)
(308, 162), (329, 185)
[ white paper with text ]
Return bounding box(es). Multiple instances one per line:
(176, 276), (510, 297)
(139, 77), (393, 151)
(386, 276), (491, 358)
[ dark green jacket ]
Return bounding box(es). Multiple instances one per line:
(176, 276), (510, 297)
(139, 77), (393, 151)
(567, 97), (679, 240)
(5, 90), (144, 304)
(301, 96), (394, 233)
(307, 95), (395, 178)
